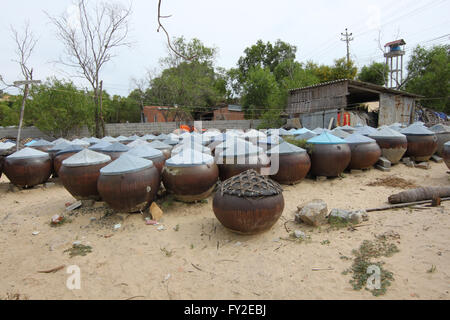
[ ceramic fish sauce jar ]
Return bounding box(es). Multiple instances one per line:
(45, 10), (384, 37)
(126, 145), (166, 174)
(443, 141), (450, 170)
(99, 142), (129, 161)
(212, 169), (284, 234)
(98, 154), (160, 212)
(368, 127), (407, 164)
(3, 147), (52, 187)
(162, 149), (218, 202)
(428, 124), (450, 156)
(400, 124), (438, 162)
(59, 149), (111, 200)
(344, 133), (381, 170)
(306, 132), (351, 177)
(268, 142), (311, 185)
(53, 145), (84, 175)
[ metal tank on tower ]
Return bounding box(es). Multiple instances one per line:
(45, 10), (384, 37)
(384, 39), (406, 89)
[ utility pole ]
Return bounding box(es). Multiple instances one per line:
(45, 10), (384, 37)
(340, 28), (354, 65)
(13, 79), (41, 151)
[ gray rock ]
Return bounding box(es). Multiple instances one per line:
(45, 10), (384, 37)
(431, 155), (443, 163)
(297, 199), (328, 227)
(377, 157), (391, 168)
(376, 165), (391, 172)
(329, 208), (351, 220)
(349, 211), (363, 224)
(415, 162), (430, 170)
(294, 230), (307, 240)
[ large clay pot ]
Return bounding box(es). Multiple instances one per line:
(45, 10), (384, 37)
(59, 149), (111, 200)
(268, 142), (310, 184)
(0, 155), (4, 179)
(400, 124), (438, 162)
(3, 148), (52, 187)
(345, 134), (381, 169)
(53, 145), (84, 175)
(307, 132), (351, 177)
(429, 124), (450, 156)
(126, 145), (166, 174)
(443, 142), (450, 169)
(99, 142), (129, 161)
(368, 127), (408, 164)
(213, 170), (284, 234)
(98, 154), (160, 212)
(162, 149), (218, 202)
(215, 140), (270, 181)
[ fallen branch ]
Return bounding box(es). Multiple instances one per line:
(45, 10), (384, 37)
(37, 265), (65, 273)
(366, 197), (450, 212)
(312, 267), (334, 271)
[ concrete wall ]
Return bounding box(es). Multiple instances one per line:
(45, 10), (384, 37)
(0, 120), (263, 140)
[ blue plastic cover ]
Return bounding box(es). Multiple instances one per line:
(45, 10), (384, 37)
(100, 142), (129, 152)
(30, 139), (53, 147)
(62, 149), (111, 167)
(307, 132), (347, 144)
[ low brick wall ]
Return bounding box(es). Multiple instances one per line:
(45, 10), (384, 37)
(0, 120), (263, 140)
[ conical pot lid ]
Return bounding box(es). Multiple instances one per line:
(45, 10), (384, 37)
(219, 169), (283, 197)
(172, 141), (210, 155)
(400, 124), (435, 136)
(331, 128), (350, 139)
(165, 149), (214, 167)
(291, 128), (312, 136)
(100, 154), (153, 175)
(126, 145), (163, 159)
(258, 135), (283, 145)
(52, 138), (70, 145)
(307, 132), (347, 144)
(62, 149), (111, 167)
(217, 141), (264, 157)
(340, 125), (355, 132)
(7, 147), (50, 160)
(89, 141), (112, 151)
(243, 129), (266, 138)
(368, 127), (406, 138)
(445, 141), (450, 146)
(115, 135), (129, 142)
(142, 134), (157, 140)
(126, 139), (150, 148)
(49, 141), (73, 152)
(85, 137), (101, 144)
(295, 131), (317, 141)
(355, 125), (378, 136)
(101, 142), (129, 152)
(0, 142), (16, 150)
(71, 138), (90, 146)
(56, 145), (84, 156)
(148, 140), (171, 150)
(30, 139), (53, 147)
(163, 138), (180, 146)
(101, 136), (118, 142)
(312, 127), (331, 134)
(268, 141), (306, 155)
(344, 133), (376, 144)
(429, 124), (450, 133)
(154, 133), (169, 140)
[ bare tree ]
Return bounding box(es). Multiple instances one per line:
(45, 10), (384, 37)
(0, 23), (39, 150)
(48, 0), (132, 137)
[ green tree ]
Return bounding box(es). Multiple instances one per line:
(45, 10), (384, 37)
(237, 39), (297, 80)
(0, 96), (20, 126)
(405, 45), (450, 113)
(22, 78), (94, 137)
(306, 57), (358, 82)
(358, 62), (389, 85)
(241, 67), (282, 118)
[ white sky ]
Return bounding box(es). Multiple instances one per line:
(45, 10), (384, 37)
(1, 0), (449, 97)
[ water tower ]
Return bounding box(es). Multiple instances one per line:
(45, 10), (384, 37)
(384, 39), (406, 89)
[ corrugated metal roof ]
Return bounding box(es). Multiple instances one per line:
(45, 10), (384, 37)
(228, 105), (243, 112)
(289, 79), (422, 98)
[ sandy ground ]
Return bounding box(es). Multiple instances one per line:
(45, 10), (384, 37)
(0, 162), (449, 300)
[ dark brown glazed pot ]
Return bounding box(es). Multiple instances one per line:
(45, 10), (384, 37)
(217, 154), (270, 181)
(162, 164), (219, 202)
(347, 142), (382, 170)
(443, 143), (450, 169)
(147, 155), (166, 175)
(404, 135), (438, 162)
(0, 156), (4, 179)
(370, 136), (407, 164)
(4, 157), (52, 187)
(212, 170), (284, 234)
(59, 162), (110, 200)
(98, 166), (160, 212)
(270, 153), (311, 184)
(308, 144), (351, 177)
(53, 152), (79, 175)
(32, 145), (53, 153)
(435, 132), (450, 156)
(160, 148), (172, 160)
